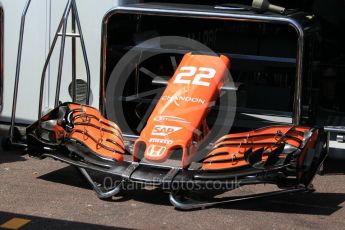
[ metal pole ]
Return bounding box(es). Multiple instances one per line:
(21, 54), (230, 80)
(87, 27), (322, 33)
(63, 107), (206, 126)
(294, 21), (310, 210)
(38, 1), (72, 118)
(72, 0), (91, 104)
(54, 0), (73, 107)
(293, 34), (304, 125)
(9, 0), (32, 142)
(71, 2), (77, 102)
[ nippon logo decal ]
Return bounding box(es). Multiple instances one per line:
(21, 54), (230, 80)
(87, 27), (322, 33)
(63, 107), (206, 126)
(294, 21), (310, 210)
(147, 145), (167, 157)
(153, 116), (191, 124)
(149, 138), (174, 145)
(152, 125), (182, 136)
(161, 95), (206, 106)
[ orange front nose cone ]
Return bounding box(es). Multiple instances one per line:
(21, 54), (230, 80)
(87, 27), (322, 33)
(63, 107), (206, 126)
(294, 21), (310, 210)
(133, 52), (231, 168)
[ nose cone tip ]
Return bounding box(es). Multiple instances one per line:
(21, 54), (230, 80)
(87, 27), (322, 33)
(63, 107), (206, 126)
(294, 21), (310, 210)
(143, 144), (170, 162)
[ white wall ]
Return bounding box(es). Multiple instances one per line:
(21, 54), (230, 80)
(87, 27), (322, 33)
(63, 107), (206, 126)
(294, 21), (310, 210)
(0, 0), (48, 123)
(0, 0), (131, 123)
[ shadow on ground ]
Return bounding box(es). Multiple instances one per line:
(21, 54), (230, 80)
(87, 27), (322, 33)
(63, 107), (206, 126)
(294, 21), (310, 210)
(0, 143), (27, 164)
(0, 211), (130, 230)
(37, 166), (90, 190)
(38, 165), (172, 206)
(322, 157), (345, 175)
(37, 165), (345, 215)
(216, 192), (345, 215)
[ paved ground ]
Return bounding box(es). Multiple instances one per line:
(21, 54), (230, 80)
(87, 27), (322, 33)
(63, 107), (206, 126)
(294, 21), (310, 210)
(1, 127), (345, 229)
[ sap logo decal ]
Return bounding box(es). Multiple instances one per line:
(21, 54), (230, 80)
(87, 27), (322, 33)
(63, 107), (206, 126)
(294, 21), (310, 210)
(146, 145), (167, 157)
(152, 125), (182, 136)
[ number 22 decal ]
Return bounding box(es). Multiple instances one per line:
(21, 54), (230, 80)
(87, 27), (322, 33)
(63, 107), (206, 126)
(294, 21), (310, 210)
(174, 66), (216, 87)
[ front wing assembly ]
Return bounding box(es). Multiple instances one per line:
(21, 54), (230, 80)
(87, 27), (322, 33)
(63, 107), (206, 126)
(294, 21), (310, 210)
(25, 53), (327, 209)
(25, 103), (327, 209)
